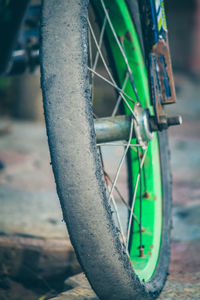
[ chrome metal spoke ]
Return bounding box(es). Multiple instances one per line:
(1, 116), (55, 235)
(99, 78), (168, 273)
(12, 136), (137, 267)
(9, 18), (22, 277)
(88, 18), (116, 87)
(107, 184), (127, 247)
(104, 169), (131, 210)
(99, 148), (127, 247)
(121, 41), (141, 102)
(108, 118), (134, 203)
(92, 15), (107, 74)
(112, 73), (129, 117)
(88, 67), (137, 119)
(88, 17), (138, 121)
(96, 143), (140, 147)
(138, 148), (144, 257)
(88, 29), (93, 68)
(126, 146), (148, 250)
(88, 29), (94, 102)
(88, 19), (136, 105)
(88, 67), (135, 104)
(104, 170), (144, 230)
(100, 0), (140, 102)
(104, 170), (145, 229)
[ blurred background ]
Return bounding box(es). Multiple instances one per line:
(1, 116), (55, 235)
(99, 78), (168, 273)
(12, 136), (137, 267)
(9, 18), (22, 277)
(0, 0), (200, 299)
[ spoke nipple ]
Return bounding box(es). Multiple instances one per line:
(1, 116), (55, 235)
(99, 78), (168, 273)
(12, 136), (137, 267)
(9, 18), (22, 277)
(105, 176), (109, 185)
(139, 152), (143, 158)
(167, 115), (182, 127)
(138, 245), (145, 257)
(143, 191), (151, 199)
(103, 170), (109, 185)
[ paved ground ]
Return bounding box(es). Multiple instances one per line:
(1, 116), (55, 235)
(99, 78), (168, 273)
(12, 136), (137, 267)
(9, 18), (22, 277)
(0, 73), (200, 299)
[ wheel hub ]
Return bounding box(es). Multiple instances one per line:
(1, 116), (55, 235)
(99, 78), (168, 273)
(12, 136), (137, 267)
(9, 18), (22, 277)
(95, 103), (182, 147)
(94, 104), (154, 148)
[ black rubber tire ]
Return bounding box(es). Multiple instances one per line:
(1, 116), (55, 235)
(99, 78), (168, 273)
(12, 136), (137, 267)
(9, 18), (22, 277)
(40, 1), (172, 299)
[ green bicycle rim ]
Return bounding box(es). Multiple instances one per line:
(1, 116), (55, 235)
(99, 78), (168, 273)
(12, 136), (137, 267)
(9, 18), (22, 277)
(92, 0), (162, 282)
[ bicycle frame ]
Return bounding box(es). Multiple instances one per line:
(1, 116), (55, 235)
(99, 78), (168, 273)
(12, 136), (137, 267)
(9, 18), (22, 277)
(139, 0), (176, 129)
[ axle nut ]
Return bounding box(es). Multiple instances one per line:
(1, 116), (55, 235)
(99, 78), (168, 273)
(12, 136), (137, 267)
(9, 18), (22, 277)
(167, 116), (182, 127)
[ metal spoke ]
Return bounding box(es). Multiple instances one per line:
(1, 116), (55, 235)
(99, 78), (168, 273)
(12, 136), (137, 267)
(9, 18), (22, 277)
(88, 17), (138, 121)
(104, 170), (130, 210)
(96, 143), (140, 147)
(88, 18), (136, 107)
(88, 29), (94, 102)
(121, 40), (141, 102)
(126, 146), (148, 250)
(88, 18), (116, 88)
(104, 170), (145, 230)
(100, 0), (140, 102)
(88, 67), (133, 103)
(108, 118), (134, 203)
(88, 67), (137, 120)
(88, 29), (93, 68)
(92, 15), (107, 74)
(99, 147), (127, 247)
(138, 148), (144, 257)
(107, 184), (127, 247)
(112, 73), (129, 117)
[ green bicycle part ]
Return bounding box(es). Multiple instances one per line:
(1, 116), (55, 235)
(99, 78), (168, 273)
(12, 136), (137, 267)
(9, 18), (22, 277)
(92, 0), (162, 282)
(155, 0), (167, 32)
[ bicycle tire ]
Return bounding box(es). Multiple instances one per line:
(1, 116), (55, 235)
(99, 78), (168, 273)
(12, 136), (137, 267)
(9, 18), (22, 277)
(40, 0), (172, 299)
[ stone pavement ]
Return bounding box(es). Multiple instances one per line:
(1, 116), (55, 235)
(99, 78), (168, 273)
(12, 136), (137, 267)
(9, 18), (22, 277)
(49, 272), (200, 300)
(0, 73), (200, 299)
(0, 121), (81, 299)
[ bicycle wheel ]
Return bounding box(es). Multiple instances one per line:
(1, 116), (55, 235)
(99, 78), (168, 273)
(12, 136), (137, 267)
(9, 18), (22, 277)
(40, 0), (172, 299)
